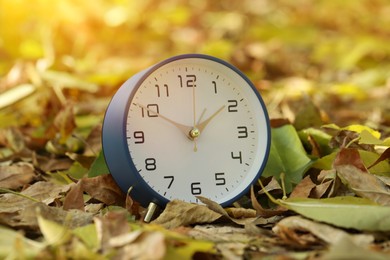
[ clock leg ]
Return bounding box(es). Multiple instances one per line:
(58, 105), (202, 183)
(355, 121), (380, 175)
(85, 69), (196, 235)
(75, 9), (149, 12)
(143, 202), (160, 222)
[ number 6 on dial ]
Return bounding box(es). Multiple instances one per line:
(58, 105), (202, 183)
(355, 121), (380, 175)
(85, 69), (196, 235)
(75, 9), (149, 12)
(102, 54), (271, 208)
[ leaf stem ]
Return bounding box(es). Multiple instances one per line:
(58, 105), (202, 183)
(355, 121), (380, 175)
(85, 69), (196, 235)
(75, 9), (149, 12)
(0, 188), (41, 203)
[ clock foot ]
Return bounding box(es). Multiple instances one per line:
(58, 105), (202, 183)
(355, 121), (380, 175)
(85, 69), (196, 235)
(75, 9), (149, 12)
(143, 202), (160, 222)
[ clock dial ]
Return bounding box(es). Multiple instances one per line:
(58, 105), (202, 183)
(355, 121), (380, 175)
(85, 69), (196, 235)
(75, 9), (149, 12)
(123, 57), (269, 206)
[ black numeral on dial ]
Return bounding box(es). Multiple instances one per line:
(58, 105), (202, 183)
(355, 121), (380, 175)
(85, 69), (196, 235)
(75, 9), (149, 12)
(212, 81), (217, 94)
(215, 172), (226, 186)
(155, 84), (169, 97)
(237, 126), (248, 138)
(228, 100), (238, 112)
(145, 158), (156, 171)
(133, 131), (145, 144)
(141, 104), (159, 117)
(164, 176), (174, 189)
(178, 75), (196, 88)
(231, 151), (243, 164)
(191, 182), (202, 195)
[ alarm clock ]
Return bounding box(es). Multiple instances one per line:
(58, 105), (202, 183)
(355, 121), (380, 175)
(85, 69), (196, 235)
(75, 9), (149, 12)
(102, 54), (270, 213)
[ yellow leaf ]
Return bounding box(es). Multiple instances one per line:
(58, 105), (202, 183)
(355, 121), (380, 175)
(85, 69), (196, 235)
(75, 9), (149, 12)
(37, 213), (72, 246)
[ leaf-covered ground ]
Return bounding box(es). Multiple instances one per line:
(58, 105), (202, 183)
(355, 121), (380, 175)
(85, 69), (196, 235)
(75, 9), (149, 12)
(1, 0), (390, 259)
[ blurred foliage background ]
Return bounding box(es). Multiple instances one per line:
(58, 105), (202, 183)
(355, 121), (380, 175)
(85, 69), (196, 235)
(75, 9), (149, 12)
(1, 0), (390, 133)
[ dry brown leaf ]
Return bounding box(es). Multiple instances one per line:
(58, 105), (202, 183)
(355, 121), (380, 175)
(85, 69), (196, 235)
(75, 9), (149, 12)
(35, 155), (74, 172)
(250, 186), (287, 218)
(189, 224), (252, 243)
(83, 124), (102, 156)
(19, 202), (93, 229)
(152, 200), (221, 229)
(125, 190), (141, 219)
(310, 180), (333, 198)
(45, 102), (76, 142)
(368, 147), (390, 169)
(0, 127), (25, 152)
(0, 181), (70, 215)
(290, 175), (316, 198)
(257, 177), (282, 195)
(115, 231), (166, 260)
(65, 153), (96, 169)
(94, 210), (130, 251)
(225, 207), (256, 219)
(334, 148), (390, 206)
(273, 216), (374, 248)
(197, 196), (256, 225)
(81, 174), (125, 207)
(0, 182), (72, 228)
(0, 161), (37, 189)
(63, 181), (84, 211)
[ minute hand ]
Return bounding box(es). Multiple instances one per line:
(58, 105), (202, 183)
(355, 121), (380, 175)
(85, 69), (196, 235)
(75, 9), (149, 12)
(197, 105), (225, 133)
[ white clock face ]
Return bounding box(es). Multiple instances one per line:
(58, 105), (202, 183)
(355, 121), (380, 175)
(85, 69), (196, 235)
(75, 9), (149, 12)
(125, 57), (269, 205)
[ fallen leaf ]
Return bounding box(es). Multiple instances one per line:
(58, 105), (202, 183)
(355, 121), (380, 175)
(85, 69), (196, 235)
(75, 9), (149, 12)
(197, 196), (256, 225)
(257, 177), (283, 195)
(46, 102), (76, 143)
(81, 174), (125, 206)
(37, 212), (72, 246)
(293, 95), (324, 130)
(87, 150), (109, 177)
(250, 186), (287, 218)
(322, 233), (389, 260)
(125, 189), (141, 219)
(276, 196), (390, 231)
(94, 210), (130, 251)
(83, 124), (102, 157)
(273, 216), (374, 248)
(368, 147), (390, 169)
(290, 175), (316, 198)
(115, 231), (166, 260)
(19, 202), (93, 230)
(262, 124), (313, 193)
(0, 83), (36, 109)
(225, 207), (256, 219)
(72, 224), (99, 250)
(152, 200), (221, 229)
(0, 161), (37, 189)
(63, 181), (84, 211)
(0, 181), (70, 215)
(0, 225), (44, 259)
(0, 127), (25, 152)
(311, 170), (336, 198)
(188, 225), (250, 259)
(334, 148), (390, 206)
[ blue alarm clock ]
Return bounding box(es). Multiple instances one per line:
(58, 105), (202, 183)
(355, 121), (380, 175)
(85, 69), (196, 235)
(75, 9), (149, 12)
(102, 54), (270, 217)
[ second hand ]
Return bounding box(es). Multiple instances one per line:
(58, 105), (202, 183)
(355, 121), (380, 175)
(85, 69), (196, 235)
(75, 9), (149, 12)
(192, 85), (198, 152)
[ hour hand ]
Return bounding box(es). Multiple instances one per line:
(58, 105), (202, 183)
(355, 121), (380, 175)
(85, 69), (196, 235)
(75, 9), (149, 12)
(136, 104), (192, 138)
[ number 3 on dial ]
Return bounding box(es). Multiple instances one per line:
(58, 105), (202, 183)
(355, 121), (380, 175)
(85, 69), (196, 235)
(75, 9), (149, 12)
(102, 54), (270, 208)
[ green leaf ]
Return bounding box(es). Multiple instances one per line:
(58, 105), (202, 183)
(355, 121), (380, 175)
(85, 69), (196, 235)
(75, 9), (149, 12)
(165, 238), (215, 260)
(37, 214), (72, 245)
(73, 224), (99, 250)
(298, 127), (333, 156)
(278, 196), (390, 231)
(323, 123), (381, 138)
(263, 125), (313, 193)
(313, 149), (390, 175)
(359, 150), (390, 176)
(0, 225), (44, 259)
(88, 150), (110, 177)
